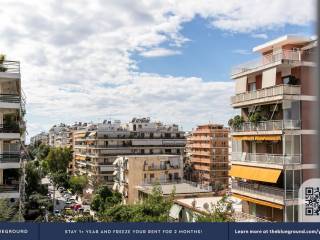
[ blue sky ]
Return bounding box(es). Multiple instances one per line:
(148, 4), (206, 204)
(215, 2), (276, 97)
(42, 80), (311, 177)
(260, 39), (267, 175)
(134, 16), (316, 82)
(0, 0), (316, 139)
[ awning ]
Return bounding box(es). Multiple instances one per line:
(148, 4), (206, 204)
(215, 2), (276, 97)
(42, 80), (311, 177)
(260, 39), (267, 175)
(169, 204), (183, 219)
(229, 165), (281, 183)
(89, 131), (97, 137)
(232, 135), (281, 141)
(75, 133), (86, 138)
(233, 193), (283, 209)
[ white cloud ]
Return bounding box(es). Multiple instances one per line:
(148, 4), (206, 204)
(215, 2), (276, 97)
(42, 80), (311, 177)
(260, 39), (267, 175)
(0, 0), (315, 138)
(140, 48), (181, 57)
(251, 33), (268, 39)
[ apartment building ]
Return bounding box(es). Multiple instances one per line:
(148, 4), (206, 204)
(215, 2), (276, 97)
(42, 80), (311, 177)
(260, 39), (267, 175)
(229, 35), (317, 222)
(188, 124), (229, 191)
(30, 131), (49, 146)
(113, 155), (183, 204)
(73, 117), (186, 192)
(0, 57), (25, 201)
(48, 123), (73, 148)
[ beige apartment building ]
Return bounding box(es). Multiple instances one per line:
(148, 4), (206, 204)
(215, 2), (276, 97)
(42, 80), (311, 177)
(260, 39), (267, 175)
(73, 118), (186, 192)
(188, 124), (229, 191)
(30, 131), (49, 146)
(113, 155), (183, 204)
(229, 35), (317, 222)
(0, 58), (25, 201)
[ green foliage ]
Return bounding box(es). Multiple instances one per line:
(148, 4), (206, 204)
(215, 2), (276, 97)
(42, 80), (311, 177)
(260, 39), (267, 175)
(74, 215), (96, 222)
(0, 54), (7, 72)
(46, 147), (72, 173)
(27, 193), (53, 211)
(248, 112), (267, 125)
(34, 144), (50, 161)
(90, 185), (121, 212)
(228, 115), (244, 129)
(69, 175), (88, 195)
(50, 170), (69, 188)
(101, 184), (174, 222)
(0, 199), (21, 222)
(196, 195), (235, 222)
(25, 161), (47, 197)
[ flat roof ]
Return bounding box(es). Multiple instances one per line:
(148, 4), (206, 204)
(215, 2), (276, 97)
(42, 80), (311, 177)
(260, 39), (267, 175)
(253, 35), (311, 53)
(137, 182), (211, 195)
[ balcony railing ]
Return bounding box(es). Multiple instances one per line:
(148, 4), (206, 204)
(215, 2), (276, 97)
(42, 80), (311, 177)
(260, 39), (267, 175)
(0, 184), (19, 192)
(233, 211), (272, 222)
(232, 180), (284, 201)
(0, 60), (20, 74)
(0, 124), (20, 133)
(144, 164), (181, 171)
(231, 84), (301, 105)
(232, 152), (301, 165)
(0, 94), (20, 103)
(232, 120), (301, 132)
(231, 49), (301, 76)
(0, 153), (20, 163)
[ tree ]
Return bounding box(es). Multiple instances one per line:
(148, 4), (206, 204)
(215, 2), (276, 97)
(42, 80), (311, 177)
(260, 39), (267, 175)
(0, 54), (7, 72)
(196, 195), (235, 222)
(102, 184), (174, 222)
(46, 147), (72, 173)
(50, 170), (69, 188)
(0, 199), (21, 221)
(90, 185), (121, 212)
(69, 175), (88, 195)
(25, 161), (46, 197)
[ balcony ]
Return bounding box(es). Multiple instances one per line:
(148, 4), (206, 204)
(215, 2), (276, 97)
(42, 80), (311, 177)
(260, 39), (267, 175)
(231, 84), (301, 107)
(0, 184), (19, 198)
(231, 49), (302, 77)
(231, 152), (301, 167)
(144, 164), (181, 171)
(231, 120), (301, 135)
(0, 60), (20, 79)
(232, 180), (284, 204)
(0, 94), (21, 110)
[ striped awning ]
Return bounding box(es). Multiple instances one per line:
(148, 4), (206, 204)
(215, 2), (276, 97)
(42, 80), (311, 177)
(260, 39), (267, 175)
(229, 165), (281, 183)
(232, 135), (281, 141)
(233, 193), (284, 209)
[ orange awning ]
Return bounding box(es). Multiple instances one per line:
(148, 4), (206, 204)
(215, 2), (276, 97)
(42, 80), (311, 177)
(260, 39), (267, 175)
(229, 165), (281, 183)
(233, 193), (284, 209)
(232, 135), (281, 141)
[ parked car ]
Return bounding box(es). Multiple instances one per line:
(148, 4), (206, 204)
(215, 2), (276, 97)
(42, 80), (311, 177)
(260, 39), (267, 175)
(54, 210), (60, 216)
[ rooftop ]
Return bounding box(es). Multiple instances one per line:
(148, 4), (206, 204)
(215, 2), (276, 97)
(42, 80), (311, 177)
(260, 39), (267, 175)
(253, 35), (311, 53)
(137, 182), (212, 195)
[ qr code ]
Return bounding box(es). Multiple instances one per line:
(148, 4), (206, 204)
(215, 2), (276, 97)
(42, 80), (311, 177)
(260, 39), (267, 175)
(305, 187), (320, 216)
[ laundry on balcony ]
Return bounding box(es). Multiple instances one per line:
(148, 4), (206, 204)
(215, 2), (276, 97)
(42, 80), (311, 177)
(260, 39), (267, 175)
(232, 135), (281, 141)
(232, 193), (283, 209)
(229, 165), (281, 183)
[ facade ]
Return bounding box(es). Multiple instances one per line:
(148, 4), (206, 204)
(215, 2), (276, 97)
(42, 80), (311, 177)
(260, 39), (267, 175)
(113, 155), (183, 204)
(0, 58), (25, 201)
(30, 132), (49, 146)
(188, 124), (229, 191)
(48, 123), (73, 148)
(73, 118), (186, 192)
(229, 35), (317, 222)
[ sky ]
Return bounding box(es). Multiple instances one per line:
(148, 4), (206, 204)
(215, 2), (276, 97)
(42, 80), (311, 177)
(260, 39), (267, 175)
(0, 0), (316, 140)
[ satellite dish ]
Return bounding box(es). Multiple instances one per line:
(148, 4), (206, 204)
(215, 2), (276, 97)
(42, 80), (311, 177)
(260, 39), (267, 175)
(203, 202), (209, 210)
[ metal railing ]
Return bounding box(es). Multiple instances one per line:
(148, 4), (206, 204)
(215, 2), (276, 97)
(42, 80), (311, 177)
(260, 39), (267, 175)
(0, 184), (19, 193)
(231, 84), (301, 105)
(233, 211), (272, 222)
(231, 152), (301, 165)
(0, 153), (21, 163)
(144, 164), (181, 171)
(232, 120), (301, 132)
(0, 124), (20, 133)
(0, 94), (20, 103)
(232, 180), (284, 200)
(0, 60), (20, 74)
(231, 49), (301, 76)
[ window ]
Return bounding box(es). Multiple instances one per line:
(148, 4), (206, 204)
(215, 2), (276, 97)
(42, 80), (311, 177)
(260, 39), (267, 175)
(248, 82), (256, 91)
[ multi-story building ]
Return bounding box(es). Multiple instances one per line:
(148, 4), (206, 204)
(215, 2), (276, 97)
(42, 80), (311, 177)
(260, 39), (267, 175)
(113, 155), (183, 204)
(0, 57), (25, 201)
(48, 123), (72, 147)
(188, 124), (229, 191)
(229, 35), (317, 222)
(30, 132), (49, 146)
(73, 117), (186, 192)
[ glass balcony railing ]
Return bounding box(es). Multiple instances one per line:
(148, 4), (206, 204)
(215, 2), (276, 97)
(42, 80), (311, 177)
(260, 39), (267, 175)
(231, 84), (301, 105)
(232, 180), (284, 201)
(231, 152), (301, 165)
(0, 60), (20, 74)
(0, 124), (20, 133)
(232, 120), (301, 132)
